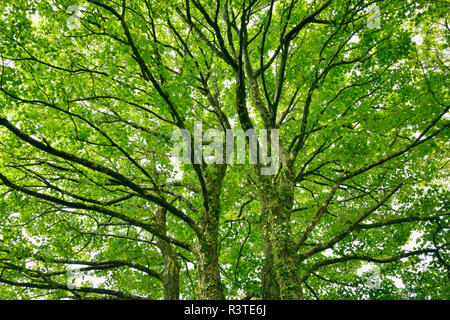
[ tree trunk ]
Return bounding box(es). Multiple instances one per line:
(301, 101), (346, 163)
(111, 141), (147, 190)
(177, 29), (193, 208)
(196, 168), (226, 299)
(156, 207), (180, 300)
(261, 214), (280, 299)
(259, 174), (304, 300)
(196, 228), (224, 299)
(160, 243), (180, 300)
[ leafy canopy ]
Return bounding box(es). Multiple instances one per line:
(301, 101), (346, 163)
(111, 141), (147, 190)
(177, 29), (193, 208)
(0, 0), (448, 300)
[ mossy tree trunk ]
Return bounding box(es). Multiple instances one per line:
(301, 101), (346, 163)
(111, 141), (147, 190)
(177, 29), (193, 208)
(259, 170), (304, 300)
(156, 207), (180, 300)
(196, 166), (227, 300)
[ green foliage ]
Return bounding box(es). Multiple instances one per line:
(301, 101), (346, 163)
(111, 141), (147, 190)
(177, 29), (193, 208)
(0, 0), (448, 300)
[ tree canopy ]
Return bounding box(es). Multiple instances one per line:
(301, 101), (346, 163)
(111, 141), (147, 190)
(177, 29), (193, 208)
(0, 0), (448, 300)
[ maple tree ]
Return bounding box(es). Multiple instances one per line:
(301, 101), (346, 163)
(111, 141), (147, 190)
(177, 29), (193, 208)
(0, 0), (448, 300)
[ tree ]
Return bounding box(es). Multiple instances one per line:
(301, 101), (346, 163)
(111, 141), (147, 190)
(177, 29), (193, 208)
(0, 0), (448, 300)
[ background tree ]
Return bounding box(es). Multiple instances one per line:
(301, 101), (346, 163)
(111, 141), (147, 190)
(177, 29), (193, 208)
(0, 0), (448, 300)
